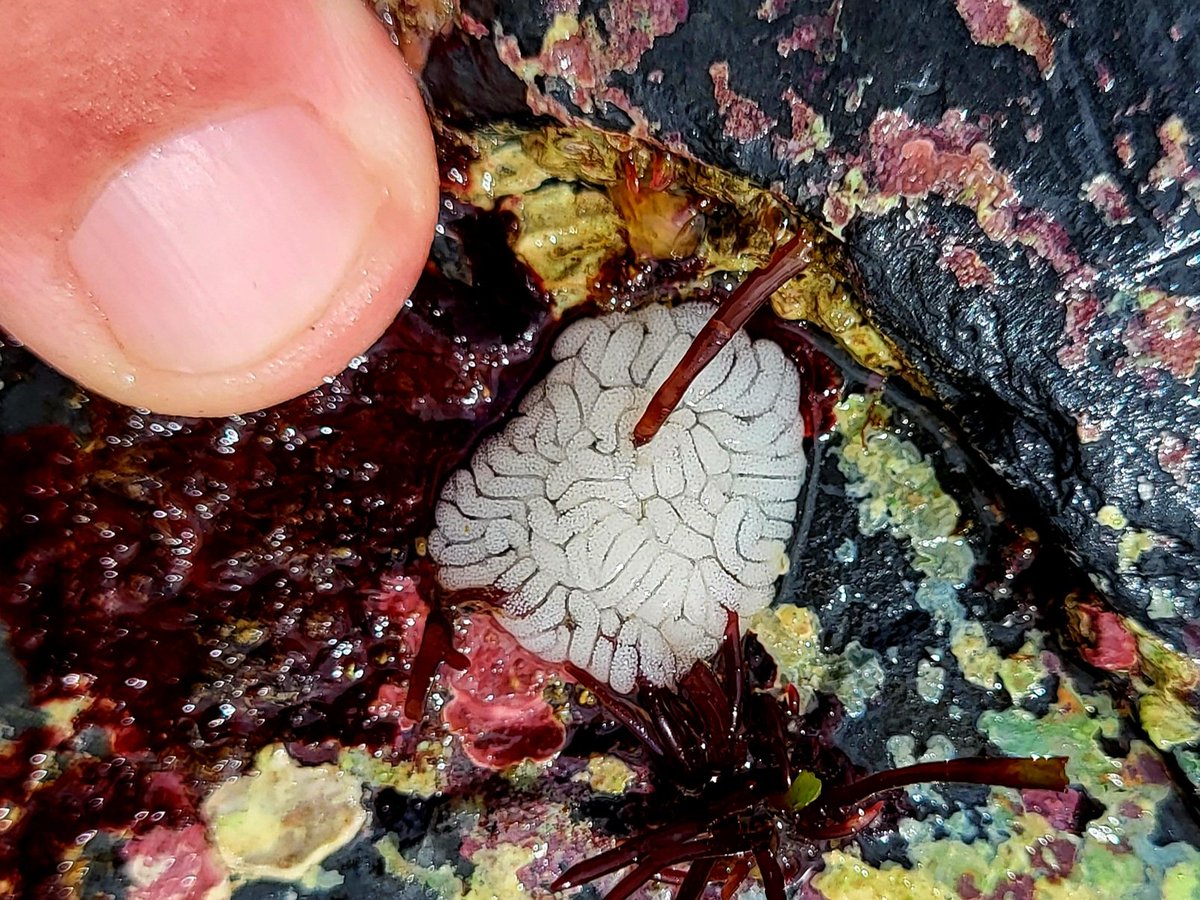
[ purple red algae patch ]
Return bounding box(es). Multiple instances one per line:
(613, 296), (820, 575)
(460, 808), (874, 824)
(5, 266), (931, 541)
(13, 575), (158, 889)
(953, 0), (1056, 76)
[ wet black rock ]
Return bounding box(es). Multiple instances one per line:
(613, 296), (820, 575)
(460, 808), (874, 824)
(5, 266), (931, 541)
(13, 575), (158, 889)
(433, 0), (1200, 647)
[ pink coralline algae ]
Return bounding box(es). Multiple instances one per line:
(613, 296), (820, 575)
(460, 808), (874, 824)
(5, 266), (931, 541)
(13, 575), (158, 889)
(1154, 431), (1193, 488)
(367, 560), (567, 771)
(870, 112), (1015, 233)
(493, 0), (688, 131)
(938, 241), (997, 289)
(364, 570), (568, 765)
(442, 612), (567, 770)
(954, 0), (1056, 76)
(122, 824), (229, 900)
(1120, 288), (1200, 382)
(1148, 115), (1198, 198)
(756, 0), (797, 23)
(1081, 173), (1134, 226)
(862, 110), (1092, 285)
(709, 61), (777, 142)
(1058, 292), (1101, 369)
(601, 0), (690, 74)
(1115, 131), (1136, 169)
(776, 13), (837, 60)
(1070, 602), (1139, 673)
(1147, 115), (1200, 228)
(819, 107), (1123, 390)
(773, 87), (830, 164)
(1020, 787), (1087, 833)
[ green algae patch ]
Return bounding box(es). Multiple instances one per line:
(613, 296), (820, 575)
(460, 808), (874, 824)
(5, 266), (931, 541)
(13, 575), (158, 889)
(916, 658), (946, 703)
(980, 683), (1124, 791)
(834, 392), (1031, 702)
(953, 625), (1052, 700)
(1096, 504), (1128, 530)
(463, 131), (559, 208)
(339, 742), (448, 799)
(1126, 618), (1200, 755)
(582, 754), (637, 795)
(1164, 859), (1200, 900)
(1177, 748), (1200, 792)
(979, 678), (1200, 897)
(505, 183), (626, 310)
(816, 811), (1093, 899)
(463, 845), (539, 900)
(814, 670), (1200, 898)
(1139, 692), (1200, 751)
(834, 394), (973, 589)
(376, 835), (464, 900)
(1116, 527), (1158, 573)
(750, 604), (884, 716)
(450, 123), (903, 372)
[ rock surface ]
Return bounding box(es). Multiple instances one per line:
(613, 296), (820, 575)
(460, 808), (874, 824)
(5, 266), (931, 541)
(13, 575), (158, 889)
(431, 0), (1200, 652)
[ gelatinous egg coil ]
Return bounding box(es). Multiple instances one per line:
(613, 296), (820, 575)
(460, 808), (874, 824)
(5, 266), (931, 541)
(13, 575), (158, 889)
(429, 303), (806, 692)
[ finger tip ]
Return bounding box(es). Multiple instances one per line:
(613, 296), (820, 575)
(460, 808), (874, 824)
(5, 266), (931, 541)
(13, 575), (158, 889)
(0, 0), (440, 419)
(61, 188), (436, 419)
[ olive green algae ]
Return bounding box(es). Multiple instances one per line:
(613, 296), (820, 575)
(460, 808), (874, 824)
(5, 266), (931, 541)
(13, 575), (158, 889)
(807, 393), (1200, 898)
(814, 671), (1200, 899)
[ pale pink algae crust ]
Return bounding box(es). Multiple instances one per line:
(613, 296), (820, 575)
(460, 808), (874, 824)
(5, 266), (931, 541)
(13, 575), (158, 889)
(815, 108), (1136, 377)
(776, 14), (837, 59)
(122, 823), (229, 900)
(954, 0), (1056, 76)
(938, 242), (997, 289)
(756, 0), (797, 23)
(709, 61), (777, 142)
(1119, 289), (1200, 382)
(458, 792), (608, 896)
(773, 87), (829, 164)
(479, 2), (1198, 465)
(1059, 293), (1101, 369)
(1020, 788), (1085, 833)
(1114, 131), (1136, 169)
(842, 110), (1092, 286)
(1073, 603), (1140, 673)
(1155, 432), (1193, 488)
(493, 0), (688, 136)
(366, 574), (566, 768)
(1081, 173), (1134, 227)
(1147, 115), (1199, 199)
(442, 612), (567, 770)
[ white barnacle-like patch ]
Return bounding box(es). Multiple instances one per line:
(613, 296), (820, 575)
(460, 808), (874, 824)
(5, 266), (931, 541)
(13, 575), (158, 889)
(429, 303), (806, 692)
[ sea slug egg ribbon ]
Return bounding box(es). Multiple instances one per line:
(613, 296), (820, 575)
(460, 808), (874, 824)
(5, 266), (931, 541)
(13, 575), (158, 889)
(429, 302), (806, 692)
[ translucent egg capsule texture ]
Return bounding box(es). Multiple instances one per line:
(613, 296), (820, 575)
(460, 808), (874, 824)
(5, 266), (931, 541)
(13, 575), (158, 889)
(429, 302), (807, 690)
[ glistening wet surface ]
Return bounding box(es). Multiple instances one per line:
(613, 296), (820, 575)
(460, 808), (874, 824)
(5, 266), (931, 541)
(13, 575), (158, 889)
(0, 125), (1197, 898)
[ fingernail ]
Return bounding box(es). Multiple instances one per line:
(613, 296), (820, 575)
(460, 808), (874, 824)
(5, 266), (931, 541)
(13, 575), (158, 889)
(69, 105), (377, 375)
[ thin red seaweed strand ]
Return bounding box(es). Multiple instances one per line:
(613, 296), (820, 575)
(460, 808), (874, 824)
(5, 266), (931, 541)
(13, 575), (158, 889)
(594, 837), (732, 900)
(754, 848), (787, 900)
(675, 859), (717, 900)
(565, 661), (667, 758)
(632, 232), (814, 446)
(404, 606), (470, 720)
(551, 820), (706, 890)
(809, 756), (1069, 824)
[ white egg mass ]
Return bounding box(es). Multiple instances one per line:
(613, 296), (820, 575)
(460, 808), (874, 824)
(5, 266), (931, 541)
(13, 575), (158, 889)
(429, 302), (807, 692)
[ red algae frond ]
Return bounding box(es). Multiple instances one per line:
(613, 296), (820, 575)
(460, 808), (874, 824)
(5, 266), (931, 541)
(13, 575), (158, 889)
(441, 612), (567, 769)
(799, 756), (1069, 838)
(404, 606), (470, 720)
(632, 231), (815, 446)
(552, 606), (1072, 900)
